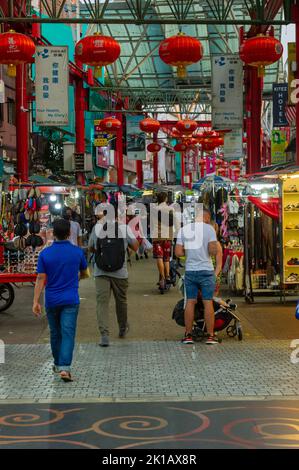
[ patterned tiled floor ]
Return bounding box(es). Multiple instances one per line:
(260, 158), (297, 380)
(1, 400), (299, 448)
(1, 340), (299, 401)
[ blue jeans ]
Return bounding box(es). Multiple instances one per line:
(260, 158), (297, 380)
(46, 304), (79, 372)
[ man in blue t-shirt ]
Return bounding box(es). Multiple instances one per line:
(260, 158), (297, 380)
(33, 218), (88, 382)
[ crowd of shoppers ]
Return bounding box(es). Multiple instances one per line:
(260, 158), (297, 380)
(32, 192), (223, 381)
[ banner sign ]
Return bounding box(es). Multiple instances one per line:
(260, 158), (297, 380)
(288, 43), (296, 105)
(224, 129), (243, 160)
(93, 120), (112, 147)
(271, 129), (288, 165)
(212, 54), (243, 129)
(35, 46), (69, 126)
(185, 147), (199, 172)
(126, 115), (146, 160)
(273, 83), (288, 127)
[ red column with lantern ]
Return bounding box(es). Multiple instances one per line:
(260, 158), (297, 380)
(0, 31), (35, 181)
(116, 113), (124, 187)
(16, 64), (29, 181)
(74, 58), (86, 185)
(136, 159), (143, 188)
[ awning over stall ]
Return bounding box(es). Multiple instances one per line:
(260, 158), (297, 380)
(248, 196), (279, 220)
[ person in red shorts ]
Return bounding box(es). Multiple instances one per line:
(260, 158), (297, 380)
(152, 192), (176, 291)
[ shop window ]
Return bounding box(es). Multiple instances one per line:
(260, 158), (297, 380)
(7, 98), (16, 126)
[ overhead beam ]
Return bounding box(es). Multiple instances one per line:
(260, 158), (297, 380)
(0, 17), (289, 25)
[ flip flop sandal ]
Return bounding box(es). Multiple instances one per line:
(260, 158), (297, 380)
(60, 371), (73, 382)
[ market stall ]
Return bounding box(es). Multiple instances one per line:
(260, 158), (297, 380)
(243, 168), (299, 303)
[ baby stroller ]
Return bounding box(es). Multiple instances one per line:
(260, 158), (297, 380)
(172, 277), (243, 341)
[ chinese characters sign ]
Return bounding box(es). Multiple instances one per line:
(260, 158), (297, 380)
(35, 46), (69, 126)
(224, 129), (243, 161)
(273, 83), (288, 127)
(212, 55), (243, 129)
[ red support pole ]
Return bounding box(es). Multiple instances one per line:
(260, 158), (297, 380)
(136, 159), (143, 188)
(16, 64), (29, 182)
(153, 132), (158, 183)
(74, 65), (86, 185)
(181, 152), (185, 186)
(247, 66), (262, 173)
(116, 112), (124, 186)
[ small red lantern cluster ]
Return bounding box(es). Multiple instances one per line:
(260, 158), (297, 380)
(147, 143), (161, 153)
(139, 118), (160, 133)
(239, 34), (283, 77)
(0, 30), (35, 77)
(99, 117), (121, 133)
(176, 119), (197, 135)
(75, 33), (121, 78)
(159, 33), (203, 78)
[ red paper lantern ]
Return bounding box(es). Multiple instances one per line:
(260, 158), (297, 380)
(174, 143), (188, 152)
(0, 30), (35, 77)
(218, 168), (226, 176)
(198, 159), (205, 166)
(139, 118), (160, 133)
(239, 34), (283, 77)
(159, 33), (203, 78)
(75, 33), (120, 78)
(176, 120), (197, 135)
(215, 159), (223, 166)
(99, 117), (121, 133)
(147, 143), (161, 153)
(231, 159), (241, 166)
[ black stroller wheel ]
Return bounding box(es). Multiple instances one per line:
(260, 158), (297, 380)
(237, 326), (243, 341)
(226, 325), (237, 337)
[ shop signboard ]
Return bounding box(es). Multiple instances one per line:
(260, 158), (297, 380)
(224, 129), (243, 161)
(96, 146), (110, 168)
(126, 115), (146, 160)
(271, 129), (288, 165)
(273, 83), (288, 127)
(93, 120), (112, 147)
(288, 42), (296, 105)
(35, 46), (69, 126)
(212, 54), (243, 129)
(186, 147), (198, 172)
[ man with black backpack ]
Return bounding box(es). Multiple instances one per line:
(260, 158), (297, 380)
(88, 204), (139, 347)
